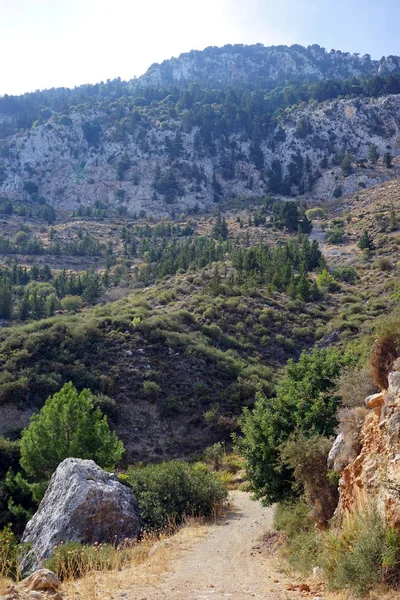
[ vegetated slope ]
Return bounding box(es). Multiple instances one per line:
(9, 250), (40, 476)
(137, 43), (399, 89)
(0, 266), (329, 462)
(2, 43), (400, 215)
(1, 91), (400, 216)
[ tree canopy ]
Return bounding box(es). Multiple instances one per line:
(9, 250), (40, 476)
(20, 382), (124, 481)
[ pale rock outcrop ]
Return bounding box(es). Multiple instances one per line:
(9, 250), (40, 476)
(334, 366), (400, 527)
(0, 569), (61, 600)
(22, 458), (142, 569)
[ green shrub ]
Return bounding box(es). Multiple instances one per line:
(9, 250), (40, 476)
(125, 461), (227, 531)
(333, 266), (357, 282)
(61, 295), (84, 312)
(333, 185), (343, 198)
(274, 500), (319, 574)
(306, 208), (327, 220)
(0, 524), (21, 579)
(326, 227), (344, 244)
(142, 380), (161, 400)
(0, 437), (20, 479)
(322, 507), (388, 596)
(374, 257), (393, 272)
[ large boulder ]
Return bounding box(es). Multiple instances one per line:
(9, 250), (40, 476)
(22, 458), (142, 567)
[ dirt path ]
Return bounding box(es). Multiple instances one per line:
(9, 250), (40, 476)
(122, 491), (297, 600)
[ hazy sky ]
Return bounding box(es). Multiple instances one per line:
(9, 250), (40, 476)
(1, 0), (399, 96)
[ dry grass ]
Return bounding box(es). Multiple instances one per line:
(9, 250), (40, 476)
(61, 520), (208, 600)
(0, 576), (13, 596)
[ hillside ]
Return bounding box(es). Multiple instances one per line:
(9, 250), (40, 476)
(1, 91), (400, 217)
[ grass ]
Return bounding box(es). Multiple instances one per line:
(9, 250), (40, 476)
(60, 518), (208, 600)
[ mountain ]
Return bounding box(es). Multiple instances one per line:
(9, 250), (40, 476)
(1, 89), (400, 216)
(2, 43), (400, 215)
(136, 43), (400, 90)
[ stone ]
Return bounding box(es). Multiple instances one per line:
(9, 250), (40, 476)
(365, 392), (385, 416)
(22, 458), (142, 570)
(327, 433), (344, 471)
(17, 570), (60, 592)
(388, 371), (400, 395)
(312, 566), (324, 578)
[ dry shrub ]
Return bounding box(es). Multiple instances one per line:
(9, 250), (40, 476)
(337, 365), (378, 408)
(279, 434), (338, 527)
(371, 337), (398, 389)
(335, 406), (369, 472)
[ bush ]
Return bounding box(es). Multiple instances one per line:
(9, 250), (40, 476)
(374, 257), (393, 272)
(306, 208), (326, 220)
(326, 227), (344, 244)
(0, 437), (20, 479)
(333, 266), (357, 282)
(142, 380), (161, 400)
(336, 365), (377, 408)
(125, 461), (227, 531)
(61, 295), (84, 312)
(279, 434), (338, 526)
(0, 524), (21, 579)
(333, 185), (343, 198)
(322, 507), (389, 596)
(274, 500), (319, 574)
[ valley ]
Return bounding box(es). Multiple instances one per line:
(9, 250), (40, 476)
(2, 38), (400, 599)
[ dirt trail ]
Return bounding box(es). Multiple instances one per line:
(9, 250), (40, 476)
(123, 491), (295, 600)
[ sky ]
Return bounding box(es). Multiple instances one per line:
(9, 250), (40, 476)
(0, 0), (399, 96)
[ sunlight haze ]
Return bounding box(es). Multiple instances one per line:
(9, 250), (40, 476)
(1, 0), (399, 95)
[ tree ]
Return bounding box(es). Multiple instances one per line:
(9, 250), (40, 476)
(384, 151), (393, 168)
(358, 229), (375, 251)
(20, 382), (124, 482)
(212, 212), (228, 241)
(368, 143), (379, 164)
(236, 347), (355, 504)
(300, 213), (313, 234)
(0, 277), (12, 319)
(341, 153), (353, 176)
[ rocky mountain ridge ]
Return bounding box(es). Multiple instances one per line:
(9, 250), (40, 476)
(137, 43), (400, 90)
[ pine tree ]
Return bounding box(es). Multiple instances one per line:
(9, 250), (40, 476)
(0, 277), (12, 319)
(212, 212), (228, 241)
(368, 143), (379, 164)
(384, 151), (393, 168)
(358, 229), (375, 251)
(20, 382), (124, 481)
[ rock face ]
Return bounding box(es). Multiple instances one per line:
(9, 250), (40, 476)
(137, 44), (399, 90)
(334, 367), (400, 528)
(1, 93), (400, 216)
(22, 458), (142, 565)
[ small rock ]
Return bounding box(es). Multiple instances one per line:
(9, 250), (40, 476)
(17, 570), (60, 592)
(29, 593), (43, 600)
(312, 566), (324, 578)
(298, 583), (311, 592)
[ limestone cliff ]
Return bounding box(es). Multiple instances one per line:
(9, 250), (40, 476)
(333, 367), (400, 528)
(1, 94), (400, 216)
